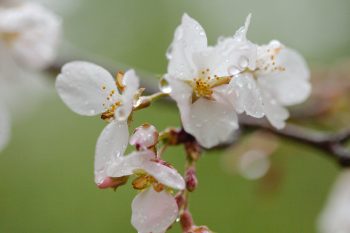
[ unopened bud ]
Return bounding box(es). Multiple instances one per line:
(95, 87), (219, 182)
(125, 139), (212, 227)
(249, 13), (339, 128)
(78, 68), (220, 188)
(185, 167), (198, 192)
(130, 124), (158, 150)
(175, 193), (186, 208)
(97, 176), (128, 190)
(180, 210), (194, 232)
(185, 142), (201, 161)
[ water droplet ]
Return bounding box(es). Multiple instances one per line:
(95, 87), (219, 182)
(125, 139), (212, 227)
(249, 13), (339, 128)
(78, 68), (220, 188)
(159, 77), (172, 94)
(239, 56), (249, 69)
(166, 44), (173, 60)
(228, 65), (241, 76)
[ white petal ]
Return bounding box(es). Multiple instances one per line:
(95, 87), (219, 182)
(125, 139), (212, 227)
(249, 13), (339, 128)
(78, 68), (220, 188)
(107, 150), (185, 190)
(94, 120), (128, 184)
(131, 188), (178, 233)
(115, 69), (139, 121)
(260, 90), (289, 129)
(0, 103), (11, 152)
(142, 160), (185, 190)
(233, 13), (252, 41)
(0, 2), (62, 69)
(318, 170), (350, 233)
(107, 150), (154, 178)
(229, 73), (264, 118)
(216, 15), (257, 72)
(167, 13), (207, 80)
(257, 45), (311, 106)
(56, 61), (120, 116)
(182, 98), (238, 148)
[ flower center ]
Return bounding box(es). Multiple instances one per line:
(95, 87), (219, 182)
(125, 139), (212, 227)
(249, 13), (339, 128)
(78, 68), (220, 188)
(100, 72), (125, 121)
(256, 44), (285, 73)
(187, 69), (232, 103)
(132, 170), (165, 192)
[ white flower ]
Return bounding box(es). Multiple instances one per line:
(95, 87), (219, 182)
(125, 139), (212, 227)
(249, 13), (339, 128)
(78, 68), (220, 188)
(318, 170), (350, 233)
(165, 14), (256, 148)
(0, 103), (11, 152)
(107, 150), (185, 233)
(55, 61), (140, 185)
(0, 2), (62, 69)
(219, 18), (311, 129)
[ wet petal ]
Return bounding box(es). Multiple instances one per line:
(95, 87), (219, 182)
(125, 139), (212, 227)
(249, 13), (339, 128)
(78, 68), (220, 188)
(56, 61), (120, 116)
(318, 170), (350, 233)
(107, 150), (154, 178)
(130, 124), (158, 150)
(0, 103), (11, 152)
(216, 14), (257, 72)
(258, 44), (311, 106)
(94, 120), (128, 184)
(261, 90), (289, 129)
(108, 150), (185, 190)
(131, 188), (178, 233)
(182, 98), (238, 148)
(167, 13), (208, 80)
(229, 73), (264, 118)
(142, 160), (185, 190)
(115, 69), (139, 121)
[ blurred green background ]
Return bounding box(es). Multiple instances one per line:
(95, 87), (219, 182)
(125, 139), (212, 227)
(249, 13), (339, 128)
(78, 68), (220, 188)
(1, 0), (349, 232)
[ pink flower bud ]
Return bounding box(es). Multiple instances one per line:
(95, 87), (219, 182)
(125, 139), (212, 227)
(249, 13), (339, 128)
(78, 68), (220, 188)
(97, 176), (128, 190)
(185, 167), (198, 192)
(130, 124), (158, 150)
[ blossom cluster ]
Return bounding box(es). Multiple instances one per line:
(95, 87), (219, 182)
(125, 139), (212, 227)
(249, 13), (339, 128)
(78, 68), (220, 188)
(0, 1), (61, 152)
(55, 13), (311, 233)
(165, 14), (311, 148)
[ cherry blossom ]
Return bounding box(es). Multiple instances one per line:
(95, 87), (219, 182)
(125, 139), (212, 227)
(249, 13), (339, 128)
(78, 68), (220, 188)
(0, 2), (61, 69)
(219, 18), (311, 129)
(165, 14), (256, 148)
(107, 150), (185, 233)
(56, 61), (140, 185)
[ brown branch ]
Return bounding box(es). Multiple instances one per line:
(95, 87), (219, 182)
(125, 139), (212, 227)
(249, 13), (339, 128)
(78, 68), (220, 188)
(239, 116), (350, 167)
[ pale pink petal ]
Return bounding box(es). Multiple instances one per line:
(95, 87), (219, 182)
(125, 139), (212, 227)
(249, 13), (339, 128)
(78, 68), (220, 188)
(131, 188), (178, 233)
(94, 120), (128, 185)
(56, 61), (120, 116)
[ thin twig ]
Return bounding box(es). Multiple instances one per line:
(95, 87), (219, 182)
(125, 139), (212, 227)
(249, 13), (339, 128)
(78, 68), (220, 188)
(239, 116), (350, 167)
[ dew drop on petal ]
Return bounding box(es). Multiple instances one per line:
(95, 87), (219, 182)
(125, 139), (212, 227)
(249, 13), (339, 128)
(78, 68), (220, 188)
(239, 56), (249, 69)
(228, 65), (241, 76)
(159, 77), (172, 94)
(166, 44), (173, 60)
